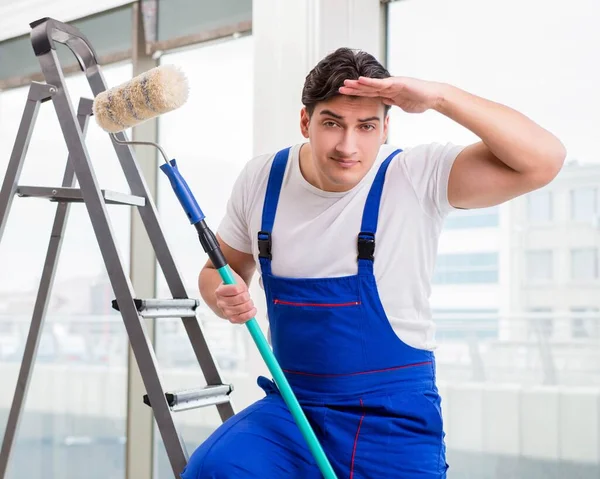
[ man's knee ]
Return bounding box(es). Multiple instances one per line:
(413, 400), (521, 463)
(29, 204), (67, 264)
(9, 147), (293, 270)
(180, 396), (315, 478)
(181, 402), (268, 478)
(182, 438), (270, 479)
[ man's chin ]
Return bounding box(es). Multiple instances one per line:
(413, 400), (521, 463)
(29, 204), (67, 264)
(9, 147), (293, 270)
(327, 170), (365, 191)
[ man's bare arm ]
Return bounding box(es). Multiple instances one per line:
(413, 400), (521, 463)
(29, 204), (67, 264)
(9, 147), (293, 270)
(340, 77), (567, 209)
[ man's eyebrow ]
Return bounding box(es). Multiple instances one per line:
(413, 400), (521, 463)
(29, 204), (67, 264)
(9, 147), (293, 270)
(319, 110), (381, 122)
(320, 109), (343, 120)
(358, 116), (381, 122)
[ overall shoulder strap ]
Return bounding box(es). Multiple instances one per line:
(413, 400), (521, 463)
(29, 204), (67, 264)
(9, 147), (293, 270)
(258, 147), (291, 267)
(358, 148), (403, 273)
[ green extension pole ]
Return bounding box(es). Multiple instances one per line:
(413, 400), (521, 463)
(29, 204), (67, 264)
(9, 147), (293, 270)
(159, 158), (337, 479)
(217, 264), (336, 478)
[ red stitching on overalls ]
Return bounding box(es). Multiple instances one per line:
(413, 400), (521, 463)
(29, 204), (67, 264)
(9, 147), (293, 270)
(350, 398), (365, 479)
(282, 360), (432, 377)
(273, 299), (361, 307)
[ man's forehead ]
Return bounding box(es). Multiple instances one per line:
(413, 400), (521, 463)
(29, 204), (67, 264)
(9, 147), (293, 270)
(315, 96), (384, 119)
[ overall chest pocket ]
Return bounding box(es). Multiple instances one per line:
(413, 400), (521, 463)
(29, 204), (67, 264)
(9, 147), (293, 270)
(269, 295), (367, 374)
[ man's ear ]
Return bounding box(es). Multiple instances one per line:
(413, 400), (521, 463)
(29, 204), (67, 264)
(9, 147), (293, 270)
(382, 113), (390, 143)
(300, 107), (310, 138)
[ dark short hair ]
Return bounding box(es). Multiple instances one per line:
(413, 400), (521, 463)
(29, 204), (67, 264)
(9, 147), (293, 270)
(301, 47), (391, 116)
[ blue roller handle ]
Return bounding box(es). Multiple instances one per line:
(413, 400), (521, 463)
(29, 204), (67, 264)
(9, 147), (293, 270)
(160, 159), (206, 224)
(159, 159), (337, 479)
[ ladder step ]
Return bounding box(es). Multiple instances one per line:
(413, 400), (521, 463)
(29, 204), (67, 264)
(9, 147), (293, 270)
(112, 298), (200, 318)
(16, 185), (145, 206)
(143, 384), (233, 412)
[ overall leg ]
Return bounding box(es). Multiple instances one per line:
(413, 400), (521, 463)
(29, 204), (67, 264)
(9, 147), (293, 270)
(323, 389), (449, 478)
(181, 378), (321, 479)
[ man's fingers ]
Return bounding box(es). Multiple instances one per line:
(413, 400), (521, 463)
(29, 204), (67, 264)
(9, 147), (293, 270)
(358, 76), (397, 88)
(357, 76), (386, 86)
(230, 307), (257, 324)
(345, 76), (393, 89)
(343, 79), (380, 91)
(219, 301), (254, 316)
(215, 283), (246, 297)
(213, 281), (255, 324)
(217, 291), (250, 306)
(343, 77), (381, 88)
(339, 86), (381, 97)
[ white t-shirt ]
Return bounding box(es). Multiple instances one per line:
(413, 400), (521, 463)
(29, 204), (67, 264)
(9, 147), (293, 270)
(218, 142), (463, 351)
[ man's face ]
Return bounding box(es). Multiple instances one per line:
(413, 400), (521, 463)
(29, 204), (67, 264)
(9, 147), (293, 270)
(300, 95), (389, 192)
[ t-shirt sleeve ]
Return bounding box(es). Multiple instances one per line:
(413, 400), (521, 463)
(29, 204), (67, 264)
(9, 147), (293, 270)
(400, 142), (465, 218)
(217, 163), (253, 254)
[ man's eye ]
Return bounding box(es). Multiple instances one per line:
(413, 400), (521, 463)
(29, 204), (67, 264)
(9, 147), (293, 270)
(324, 121), (339, 128)
(361, 124), (375, 131)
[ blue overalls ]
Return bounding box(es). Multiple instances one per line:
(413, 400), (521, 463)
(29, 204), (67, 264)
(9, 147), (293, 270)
(181, 147), (448, 478)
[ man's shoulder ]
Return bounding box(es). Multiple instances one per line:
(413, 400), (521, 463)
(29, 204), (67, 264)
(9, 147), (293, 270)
(235, 150), (276, 190)
(243, 150), (276, 174)
(384, 142), (464, 180)
(390, 142), (464, 162)
(242, 144), (302, 182)
(243, 144), (298, 173)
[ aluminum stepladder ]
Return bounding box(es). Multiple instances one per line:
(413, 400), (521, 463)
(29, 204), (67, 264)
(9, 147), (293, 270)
(0, 17), (235, 478)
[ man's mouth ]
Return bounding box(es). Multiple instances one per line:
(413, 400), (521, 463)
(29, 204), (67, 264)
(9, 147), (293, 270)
(331, 157), (359, 167)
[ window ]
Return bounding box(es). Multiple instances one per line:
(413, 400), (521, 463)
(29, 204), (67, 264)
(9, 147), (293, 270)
(528, 308), (554, 339)
(571, 248), (599, 281)
(433, 309), (499, 340)
(386, 0), (598, 475)
(527, 190), (553, 223)
(570, 187), (598, 222)
(571, 308), (600, 339)
(154, 35), (254, 477)
(0, 63), (132, 479)
(433, 253), (499, 284)
(526, 250), (553, 282)
(444, 206), (499, 229)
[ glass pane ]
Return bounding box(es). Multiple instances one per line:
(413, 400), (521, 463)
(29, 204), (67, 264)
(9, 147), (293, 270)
(527, 190), (552, 223)
(0, 6), (133, 83)
(527, 308), (554, 339)
(526, 250), (553, 282)
(388, 0), (600, 476)
(571, 308), (600, 339)
(433, 253), (499, 284)
(157, 0), (252, 42)
(433, 309), (499, 341)
(571, 248), (598, 280)
(153, 36), (254, 478)
(0, 62), (132, 478)
(571, 187), (598, 222)
(444, 206), (499, 229)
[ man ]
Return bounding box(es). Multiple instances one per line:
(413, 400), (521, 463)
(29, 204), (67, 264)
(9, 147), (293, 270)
(181, 48), (565, 478)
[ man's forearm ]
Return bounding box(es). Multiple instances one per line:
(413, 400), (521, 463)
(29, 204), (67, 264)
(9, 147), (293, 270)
(433, 84), (566, 176)
(199, 267), (227, 319)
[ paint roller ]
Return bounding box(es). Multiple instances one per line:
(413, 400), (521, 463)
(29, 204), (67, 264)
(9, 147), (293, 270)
(92, 65), (337, 479)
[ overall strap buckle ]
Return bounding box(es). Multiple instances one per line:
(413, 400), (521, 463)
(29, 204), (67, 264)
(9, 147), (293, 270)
(357, 232), (375, 261)
(258, 231), (272, 259)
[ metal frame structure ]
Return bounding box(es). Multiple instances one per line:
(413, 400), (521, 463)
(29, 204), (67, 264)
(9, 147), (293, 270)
(0, 17), (234, 479)
(0, 1), (252, 90)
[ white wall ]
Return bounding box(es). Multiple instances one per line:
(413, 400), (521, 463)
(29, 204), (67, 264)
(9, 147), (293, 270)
(251, 0), (384, 156)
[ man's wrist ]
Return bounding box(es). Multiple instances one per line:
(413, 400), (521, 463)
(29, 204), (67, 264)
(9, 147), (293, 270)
(431, 82), (453, 114)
